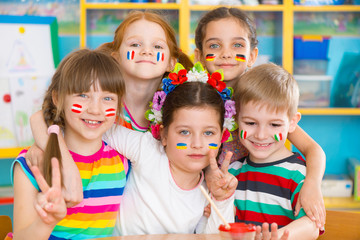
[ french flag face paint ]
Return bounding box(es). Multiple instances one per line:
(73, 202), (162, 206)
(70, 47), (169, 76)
(105, 108), (116, 117)
(176, 143), (187, 150)
(71, 104), (82, 114)
(127, 50), (135, 60)
(274, 133), (283, 142)
(157, 52), (164, 62)
(206, 54), (215, 61)
(240, 129), (247, 139)
(235, 54), (246, 62)
(208, 143), (218, 149)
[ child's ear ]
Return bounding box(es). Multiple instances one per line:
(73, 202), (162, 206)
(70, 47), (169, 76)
(160, 125), (167, 147)
(194, 48), (205, 65)
(247, 47), (259, 69)
(288, 112), (301, 133)
(167, 57), (177, 72)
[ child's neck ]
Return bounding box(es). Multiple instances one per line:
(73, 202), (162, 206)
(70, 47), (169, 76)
(124, 77), (161, 127)
(64, 132), (103, 156)
(249, 146), (293, 164)
(169, 164), (203, 190)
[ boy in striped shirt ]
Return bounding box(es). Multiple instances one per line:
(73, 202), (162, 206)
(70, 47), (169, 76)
(229, 63), (320, 239)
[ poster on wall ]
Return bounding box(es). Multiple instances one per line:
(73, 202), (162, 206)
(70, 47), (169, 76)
(0, 15), (59, 148)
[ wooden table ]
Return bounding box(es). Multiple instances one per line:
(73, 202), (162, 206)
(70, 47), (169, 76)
(92, 234), (222, 240)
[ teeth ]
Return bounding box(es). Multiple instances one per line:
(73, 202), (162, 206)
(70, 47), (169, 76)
(84, 119), (100, 124)
(254, 143), (270, 147)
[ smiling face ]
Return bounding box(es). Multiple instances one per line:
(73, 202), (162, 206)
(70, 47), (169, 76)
(196, 18), (258, 88)
(161, 106), (223, 174)
(117, 19), (175, 81)
(61, 82), (118, 149)
(237, 101), (300, 163)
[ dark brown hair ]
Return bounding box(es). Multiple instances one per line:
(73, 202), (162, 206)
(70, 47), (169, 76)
(162, 82), (225, 132)
(99, 10), (193, 71)
(42, 49), (125, 185)
(195, 7), (258, 52)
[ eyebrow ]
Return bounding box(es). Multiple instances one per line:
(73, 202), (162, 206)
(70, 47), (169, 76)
(205, 37), (247, 44)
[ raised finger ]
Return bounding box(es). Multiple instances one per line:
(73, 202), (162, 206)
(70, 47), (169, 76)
(31, 165), (50, 193)
(208, 149), (220, 172)
(221, 151), (233, 173)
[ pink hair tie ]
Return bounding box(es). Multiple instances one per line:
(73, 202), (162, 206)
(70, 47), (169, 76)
(48, 125), (60, 135)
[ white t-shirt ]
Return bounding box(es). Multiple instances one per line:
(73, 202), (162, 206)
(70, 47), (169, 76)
(104, 125), (234, 235)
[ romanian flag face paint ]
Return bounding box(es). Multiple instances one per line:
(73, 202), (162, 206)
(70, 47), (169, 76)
(127, 50), (135, 60)
(274, 133), (283, 142)
(240, 130), (247, 139)
(206, 54), (215, 61)
(235, 54), (246, 62)
(208, 143), (218, 149)
(176, 143), (187, 149)
(105, 108), (116, 117)
(71, 104), (82, 114)
(157, 52), (165, 62)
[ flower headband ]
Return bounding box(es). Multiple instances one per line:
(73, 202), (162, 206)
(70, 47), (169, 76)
(145, 62), (238, 142)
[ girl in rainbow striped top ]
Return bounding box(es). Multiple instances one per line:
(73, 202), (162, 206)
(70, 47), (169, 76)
(11, 49), (127, 240)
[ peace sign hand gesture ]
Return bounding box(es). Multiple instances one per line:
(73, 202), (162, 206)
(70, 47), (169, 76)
(31, 157), (67, 226)
(205, 150), (238, 201)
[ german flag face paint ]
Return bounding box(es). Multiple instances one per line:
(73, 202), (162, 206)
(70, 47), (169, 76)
(105, 108), (116, 117)
(208, 143), (218, 149)
(176, 143), (187, 149)
(206, 54), (215, 61)
(157, 52), (164, 62)
(235, 54), (246, 62)
(274, 133), (283, 142)
(71, 104), (82, 113)
(240, 129), (247, 139)
(127, 50), (135, 60)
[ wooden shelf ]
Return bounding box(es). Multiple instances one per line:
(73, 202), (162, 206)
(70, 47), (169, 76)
(299, 108), (360, 115)
(83, 2), (180, 10)
(0, 147), (23, 159)
(324, 196), (360, 210)
(189, 4), (285, 12)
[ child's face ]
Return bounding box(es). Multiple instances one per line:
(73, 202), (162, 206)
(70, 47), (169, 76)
(61, 82), (118, 144)
(161, 106), (223, 175)
(237, 101), (299, 163)
(117, 19), (175, 81)
(195, 18), (258, 87)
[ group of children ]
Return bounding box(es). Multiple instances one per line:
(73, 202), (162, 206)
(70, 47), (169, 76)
(10, 6), (326, 240)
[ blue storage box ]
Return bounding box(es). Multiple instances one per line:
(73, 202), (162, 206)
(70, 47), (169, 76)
(294, 0), (345, 5)
(294, 35), (330, 60)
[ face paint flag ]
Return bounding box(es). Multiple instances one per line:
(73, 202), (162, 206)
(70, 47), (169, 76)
(71, 104), (82, 113)
(127, 50), (135, 60)
(206, 54), (215, 61)
(240, 130), (247, 139)
(235, 54), (246, 62)
(105, 108), (116, 117)
(274, 133), (283, 142)
(176, 143), (187, 149)
(209, 143), (218, 149)
(157, 52), (164, 62)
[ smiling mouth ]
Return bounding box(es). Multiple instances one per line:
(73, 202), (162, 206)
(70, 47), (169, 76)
(136, 60), (156, 64)
(250, 141), (272, 147)
(83, 119), (102, 125)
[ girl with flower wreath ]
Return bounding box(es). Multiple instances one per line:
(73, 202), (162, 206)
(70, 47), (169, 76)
(194, 7), (326, 229)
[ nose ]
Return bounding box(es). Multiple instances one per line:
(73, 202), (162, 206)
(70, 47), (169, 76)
(219, 45), (232, 60)
(190, 133), (203, 149)
(87, 97), (102, 115)
(254, 125), (268, 140)
(139, 45), (153, 56)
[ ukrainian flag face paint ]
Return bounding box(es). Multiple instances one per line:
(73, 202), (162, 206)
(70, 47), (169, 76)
(208, 143), (218, 149)
(176, 143), (187, 149)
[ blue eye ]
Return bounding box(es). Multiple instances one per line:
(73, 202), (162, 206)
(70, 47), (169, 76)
(180, 130), (190, 135)
(204, 131), (214, 136)
(104, 97), (113, 101)
(79, 94), (87, 98)
(234, 43), (243, 48)
(209, 44), (220, 49)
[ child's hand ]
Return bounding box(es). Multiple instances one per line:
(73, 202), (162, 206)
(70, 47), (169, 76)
(31, 157), (67, 226)
(294, 180), (325, 228)
(255, 223), (289, 240)
(26, 144), (44, 170)
(203, 203), (211, 218)
(205, 150), (237, 201)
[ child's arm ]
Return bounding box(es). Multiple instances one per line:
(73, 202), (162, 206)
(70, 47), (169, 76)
(277, 216), (319, 240)
(288, 125), (326, 228)
(13, 158), (66, 239)
(29, 111), (83, 207)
